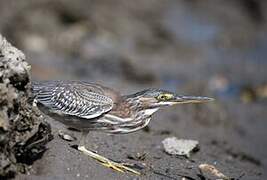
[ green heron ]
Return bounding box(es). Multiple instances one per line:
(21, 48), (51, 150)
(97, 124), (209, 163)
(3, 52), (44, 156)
(32, 80), (213, 175)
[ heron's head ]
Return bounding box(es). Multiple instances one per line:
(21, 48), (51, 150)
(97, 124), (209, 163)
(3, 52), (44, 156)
(125, 89), (213, 115)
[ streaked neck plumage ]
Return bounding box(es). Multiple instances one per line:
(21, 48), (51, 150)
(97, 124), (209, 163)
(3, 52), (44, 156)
(102, 96), (160, 133)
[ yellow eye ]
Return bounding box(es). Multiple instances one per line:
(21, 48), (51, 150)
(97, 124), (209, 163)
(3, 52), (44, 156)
(157, 94), (173, 101)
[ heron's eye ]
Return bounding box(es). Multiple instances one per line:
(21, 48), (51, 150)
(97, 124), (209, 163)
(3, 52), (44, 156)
(157, 94), (173, 101)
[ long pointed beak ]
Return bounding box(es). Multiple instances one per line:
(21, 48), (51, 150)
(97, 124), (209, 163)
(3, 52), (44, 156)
(173, 95), (214, 104)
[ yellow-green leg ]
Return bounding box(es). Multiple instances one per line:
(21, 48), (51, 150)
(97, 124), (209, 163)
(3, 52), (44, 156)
(77, 131), (140, 175)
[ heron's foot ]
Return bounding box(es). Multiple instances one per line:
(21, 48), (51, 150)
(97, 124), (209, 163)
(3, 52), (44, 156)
(78, 146), (141, 175)
(100, 159), (140, 175)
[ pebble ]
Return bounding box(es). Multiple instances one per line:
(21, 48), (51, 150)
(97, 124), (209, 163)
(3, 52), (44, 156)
(162, 137), (199, 158)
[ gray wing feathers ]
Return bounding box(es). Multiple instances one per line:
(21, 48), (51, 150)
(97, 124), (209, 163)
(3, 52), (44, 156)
(33, 81), (113, 119)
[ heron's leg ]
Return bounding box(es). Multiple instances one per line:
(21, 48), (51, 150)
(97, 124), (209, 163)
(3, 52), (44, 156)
(78, 130), (89, 147)
(77, 131), (140, 175)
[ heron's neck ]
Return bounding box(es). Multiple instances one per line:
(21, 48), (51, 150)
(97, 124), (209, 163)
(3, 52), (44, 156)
(110, 97), (159, 120)
(135, 108), (159, 118)
(123, 96), (159, 118)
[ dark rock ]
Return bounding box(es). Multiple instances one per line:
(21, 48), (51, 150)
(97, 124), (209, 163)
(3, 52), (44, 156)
(0, 34), (52, 179)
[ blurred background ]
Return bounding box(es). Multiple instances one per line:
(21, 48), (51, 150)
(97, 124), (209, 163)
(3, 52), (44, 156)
(0, 0), (266, 179)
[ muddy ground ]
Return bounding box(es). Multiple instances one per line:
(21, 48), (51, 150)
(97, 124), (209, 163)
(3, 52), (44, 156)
(0, 1), (266, 179)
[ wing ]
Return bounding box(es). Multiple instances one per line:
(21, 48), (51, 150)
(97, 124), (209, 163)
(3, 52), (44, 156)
(32, 81), (114, 119)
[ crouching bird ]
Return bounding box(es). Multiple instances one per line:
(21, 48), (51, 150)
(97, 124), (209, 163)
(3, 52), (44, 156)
(32, 80), (213, 175)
